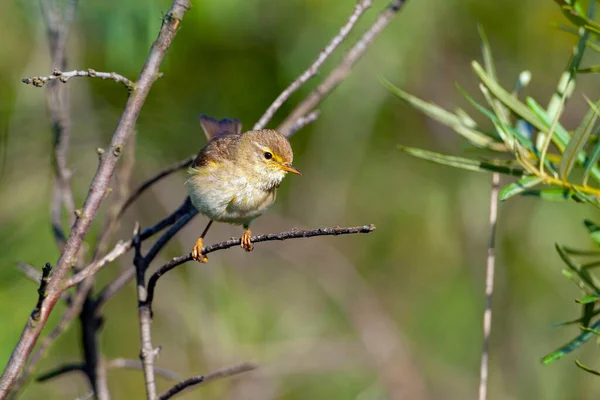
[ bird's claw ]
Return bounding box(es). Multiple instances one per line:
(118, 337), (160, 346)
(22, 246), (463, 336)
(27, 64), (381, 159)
(241, 229), (254, 252)
(191, 237), (208, 263)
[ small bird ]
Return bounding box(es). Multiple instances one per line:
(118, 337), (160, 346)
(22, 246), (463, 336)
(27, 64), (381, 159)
(186, 115), (301, 263)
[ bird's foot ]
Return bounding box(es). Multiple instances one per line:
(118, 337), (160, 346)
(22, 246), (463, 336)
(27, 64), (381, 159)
(191, 237), (208, 263)
(241, 229), (254, 252)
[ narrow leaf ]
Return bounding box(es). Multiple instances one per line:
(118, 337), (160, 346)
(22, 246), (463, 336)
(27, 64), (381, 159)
(583, 99), (600, 184)
(584, 219), (600, 246)
(561, 96), (600, 180)
(382, 78), (503, 150)
(397, 146), (525, 176)
(499, 176), (544, 201)
(522, 188), (574, 201)
(542, 319), (600, 364)
(556, 243), (600, 291)
(575, 360), (600, 376)
(472, 62), (544, 131)
(576, 293), (600, 304)
(478, 25), (509, 124)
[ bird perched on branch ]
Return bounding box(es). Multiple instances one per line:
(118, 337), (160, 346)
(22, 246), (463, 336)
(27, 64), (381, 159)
(186, 115), (301, 263)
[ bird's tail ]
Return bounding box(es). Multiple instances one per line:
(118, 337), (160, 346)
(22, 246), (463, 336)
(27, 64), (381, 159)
(198, 114), (242, 140)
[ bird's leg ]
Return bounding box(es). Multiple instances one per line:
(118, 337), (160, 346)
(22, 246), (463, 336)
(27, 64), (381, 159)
(241, 225), (254, 252)
(192, 220), (213, 263)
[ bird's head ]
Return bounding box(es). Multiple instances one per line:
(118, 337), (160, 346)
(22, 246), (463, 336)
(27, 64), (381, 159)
(238, 129), (301, 190)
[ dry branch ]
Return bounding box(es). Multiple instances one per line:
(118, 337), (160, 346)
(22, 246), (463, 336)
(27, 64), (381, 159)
(279, 0), (408, 136)
(145, 225), (376, 311)
(157, 363), (258, 400)
(0, 0), (191, 396)
(106, 359), (180, 381)
(23, 69), (136, 90)
(253, 0), (374, 130)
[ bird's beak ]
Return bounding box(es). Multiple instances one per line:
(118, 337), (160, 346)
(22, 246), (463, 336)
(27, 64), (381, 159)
(280, 163), (302, 175)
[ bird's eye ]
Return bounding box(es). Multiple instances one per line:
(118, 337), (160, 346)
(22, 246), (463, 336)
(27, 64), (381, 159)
(264, 152), (273, 160)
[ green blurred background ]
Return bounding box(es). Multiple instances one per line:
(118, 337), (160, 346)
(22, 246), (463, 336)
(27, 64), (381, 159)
(2, 0), (600, 398)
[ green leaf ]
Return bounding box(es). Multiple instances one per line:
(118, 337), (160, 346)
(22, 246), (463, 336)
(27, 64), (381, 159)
(456, 84), (534, 150)
(499, 176), (544, 201)
(584, 220), (600, 246)
(397, 146), (524, 176)
(560, 96), (600, 180)
(582, 99), (600, 184)
(382, 78), (503, 150)
(582, 302), (596, 327)
(575, 360), (600, 376)
(478, 25), (509, 124)
(576, 293), (600, 304)
(556, 243), (600, 291)
(542, 318), (600, 364)
(522, 188), (574, 201)
(472, 62), (545, 132)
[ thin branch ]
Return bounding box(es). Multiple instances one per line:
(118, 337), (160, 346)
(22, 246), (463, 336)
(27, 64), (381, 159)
(288, 110), (320, 136)
(157, 362), (258, 400)
(278, 0), (408, 136)
(133, 226), (159, 400)
(479, 172), (500, 400)
(88, 199), (196, 307)
(106, 359), (180, 381)
(32, 263), (52, 321)
(253, 0), (373, 130)
(23, 69), (136, 91)
(0, 1), (191, 395)
(145, 225), (376, 311)
(17, 263), (43, 285)
(118, 156), (194, 219)
(36, 363), (83, 382)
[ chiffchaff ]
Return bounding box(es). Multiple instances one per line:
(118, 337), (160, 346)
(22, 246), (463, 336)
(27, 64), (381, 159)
(186, 115), (301, 263)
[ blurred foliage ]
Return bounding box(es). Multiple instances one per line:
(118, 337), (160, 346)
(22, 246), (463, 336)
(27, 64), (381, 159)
(386, 0), (600, 386)
(4, 0), (600, 399)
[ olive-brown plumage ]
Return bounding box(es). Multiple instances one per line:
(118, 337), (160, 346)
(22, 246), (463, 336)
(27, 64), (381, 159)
(186, 115), (300, 261)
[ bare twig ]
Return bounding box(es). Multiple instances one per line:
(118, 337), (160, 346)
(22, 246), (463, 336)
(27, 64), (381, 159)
(106, 359), (180, 381)
(145, 225), (376, 311)
(253, 0), (373, 130)
(118, 156), (194, 219)
(133, 226), (160, 400)
(288, 110), (320, 136)
(278, 0), (408, 136)
(479, 172), (500, 400)
(157, 363), (258, 400)
(17, 263), (43, 285)
(23, 69), (136, 91)
(73, 201), (197, 302)
(36, 363), (84, 382)
(0, 1), (191, 395)
(32, 263), (52, 321)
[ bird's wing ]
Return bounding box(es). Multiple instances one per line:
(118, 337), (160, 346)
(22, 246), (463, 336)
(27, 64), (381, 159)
(191, 133), (240, 169)
(199, 114), (242, 140)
